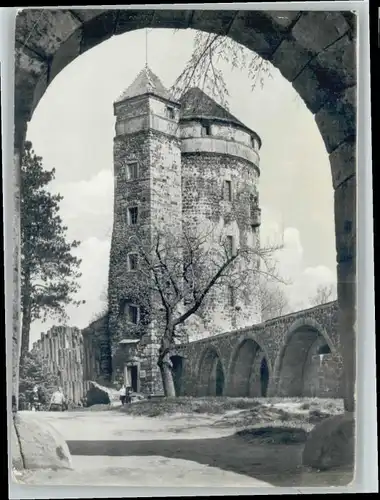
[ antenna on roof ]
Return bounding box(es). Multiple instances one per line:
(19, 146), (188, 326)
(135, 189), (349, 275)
(280, 212), (285, 246)
(145, 28), (148, 67)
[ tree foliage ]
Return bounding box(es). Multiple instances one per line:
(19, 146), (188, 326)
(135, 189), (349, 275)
(18, 350), (60, 409)
(171, 30), (273, 108)
(20, 141), (84, 359)
(260, 279), (291, 321)
(309, 283), (337, 306)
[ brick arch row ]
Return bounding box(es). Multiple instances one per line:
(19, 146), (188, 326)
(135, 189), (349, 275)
(190, 320), (338, 398)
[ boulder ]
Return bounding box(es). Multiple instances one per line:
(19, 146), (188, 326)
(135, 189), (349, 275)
(11, 420), (24, 469)
(86, 381), (119, 407)
(14, 412), (72, 470)
(130, 392), (145, 403)
(302, 412), (355, 470)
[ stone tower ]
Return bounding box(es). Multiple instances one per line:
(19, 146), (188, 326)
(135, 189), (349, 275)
(107, 66), (182, 392)
(178, 88), (262, 338)
(106, 67), (262, 395)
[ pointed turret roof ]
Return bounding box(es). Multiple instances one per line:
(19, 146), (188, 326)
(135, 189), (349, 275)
(115, 65), (172, 104)
(179, 87), (261, 147)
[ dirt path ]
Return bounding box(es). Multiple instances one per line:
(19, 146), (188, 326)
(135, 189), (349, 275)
(15, 410), (353, 488)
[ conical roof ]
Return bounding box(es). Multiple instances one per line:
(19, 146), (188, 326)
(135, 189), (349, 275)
(180, 87), (261, 148)
(179, 87), (246, 128)
(115, 65), (172, 104)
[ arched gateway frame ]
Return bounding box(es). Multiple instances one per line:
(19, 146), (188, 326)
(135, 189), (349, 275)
(12, 9), (357, 412)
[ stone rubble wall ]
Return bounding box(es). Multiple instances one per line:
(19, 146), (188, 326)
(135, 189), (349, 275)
(31, 326), (85, 404)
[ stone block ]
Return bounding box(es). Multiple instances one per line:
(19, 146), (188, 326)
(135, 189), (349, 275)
(14, 412), (72, 470)
(315, 86), (356, 154)
(49, 28), (82, 85)
(302, 413), (355, 470)
(190, 10), (238, 35)
(228, 11), (284, 59)
(151, 10), (194, 30)
(334, 175), (356, 263)
(69, 9), (106, 24)
(291, 12), (351, 55)
(80, 10), (118, 54)
(292, 34), (356, 114)
(15, 9), (80, 57)
(292, 63), (332, 114)
(114, 10), (155, 35)
(329, 139), (356, 189)
(315, 33), (356, 90)
(265, 11), (301, 30)
(14, 43), (48, 122)
(271, 38), (314, 82)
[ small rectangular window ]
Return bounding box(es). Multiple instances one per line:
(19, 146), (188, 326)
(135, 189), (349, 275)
(226, 235), (234, 257)
(202, 124), (211, 136)
(127, 305), (139, 324)
(127, 162), (138, 180)
(224, 180), (232, 201)
(167, 106), (175, 120)
(128, 207), (138, 225)
(250, 136), (256, 149)
(128, 253), (138, 271)
(228, 285), (235, 307)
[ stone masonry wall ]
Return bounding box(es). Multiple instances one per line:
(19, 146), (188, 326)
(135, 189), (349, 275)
(32, 326), (85, 403)
(108, 94), (183, 394)
(177, 301), (342, 399)
(81, 301), (342, 400)
(181, 149), (262, 339)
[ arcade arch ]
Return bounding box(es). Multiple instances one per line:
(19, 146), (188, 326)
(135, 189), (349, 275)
(198, 347), (225, 397)
(275, 323), (337, 398)
(228, 338), (270, 397)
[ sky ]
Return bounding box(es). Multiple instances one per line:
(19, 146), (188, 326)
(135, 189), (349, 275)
(26, 28), (337, 347)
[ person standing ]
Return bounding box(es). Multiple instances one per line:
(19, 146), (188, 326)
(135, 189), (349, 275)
(49, 387), (65, 412)
(119, 385), (126, 405)
(30, 385), (40, 411)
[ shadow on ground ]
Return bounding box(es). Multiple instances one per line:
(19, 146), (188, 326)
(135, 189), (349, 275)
(67, 434), (353, 487)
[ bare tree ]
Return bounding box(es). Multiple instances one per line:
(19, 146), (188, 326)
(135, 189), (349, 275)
(120, 223), (284, 397)
(309, 284), (336, 306)
(260, 279), (291, 321)
(171, 30), (273, 108)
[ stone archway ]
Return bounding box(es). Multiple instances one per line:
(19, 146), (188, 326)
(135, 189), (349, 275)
(198, 348), (225, 397)
(275, 325), (339, 398)
(228, 339), (270, 397)
(12, 9), (357, 411)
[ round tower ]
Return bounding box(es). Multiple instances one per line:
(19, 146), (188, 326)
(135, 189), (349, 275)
(179, 87), (262, 337)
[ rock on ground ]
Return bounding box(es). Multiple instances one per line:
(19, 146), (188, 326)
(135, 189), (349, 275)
(13, 412), (72, 470)
(302, 413), (355, 470)
(85, 381), (119, 407)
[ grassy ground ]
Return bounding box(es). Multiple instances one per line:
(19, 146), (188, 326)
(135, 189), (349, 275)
(119, 396), (345, 447)
(118, 396), (352, 486)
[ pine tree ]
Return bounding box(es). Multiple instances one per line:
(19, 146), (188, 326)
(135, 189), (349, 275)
(20, 141), (84, 361)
